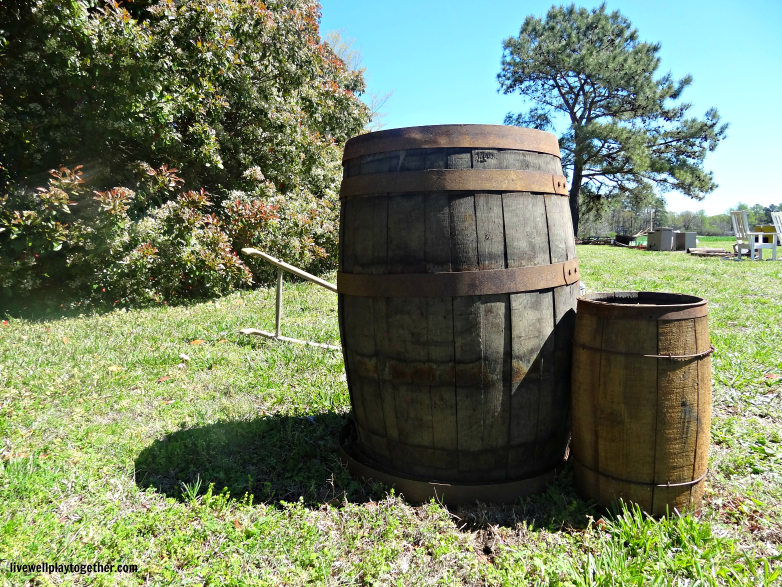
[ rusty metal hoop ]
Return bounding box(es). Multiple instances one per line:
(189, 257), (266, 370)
(338, 259), (579, 298)
(338, 421), (562, 505)
(342, 124), (561, 162)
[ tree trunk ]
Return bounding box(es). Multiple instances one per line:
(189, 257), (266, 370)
(569, 164), (583, 237)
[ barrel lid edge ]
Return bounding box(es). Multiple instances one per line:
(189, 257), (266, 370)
(342, 124), (561, 161)
(577, 291), (708, 319)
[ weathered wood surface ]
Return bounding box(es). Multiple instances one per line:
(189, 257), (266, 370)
(570, 293), (712, 516)
(338, 128), (576, 484)
(344, 148), (563, 178)
(687, 248), (730, 257)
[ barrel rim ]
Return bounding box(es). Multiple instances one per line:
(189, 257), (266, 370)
(343, 124), (561, 162)
(577, 291), (708, 320)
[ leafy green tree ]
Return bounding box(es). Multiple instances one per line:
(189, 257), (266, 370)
(1, 0), (368, 195)
(498, 3), (728, 235)
(750, 204), (769, 225)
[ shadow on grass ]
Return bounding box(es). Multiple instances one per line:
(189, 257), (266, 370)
(0, 287), (202, 322)
(0, 281), (252, 321)
(134, 412), (385, 507)
(0, 287), (97, 321)
(134, 411), (595, 529)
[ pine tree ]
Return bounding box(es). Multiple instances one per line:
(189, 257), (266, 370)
(498, 3), (727, 235)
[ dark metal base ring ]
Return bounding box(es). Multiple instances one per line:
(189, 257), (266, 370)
(338, 421), (561, 506)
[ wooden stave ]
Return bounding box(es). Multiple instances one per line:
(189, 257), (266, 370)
(570, 294), (711, 516)
(341, 290), (578, 482)
(338, 148), (567, 277)
(341, 287), (577, 483)
(339, 141), (577, 483)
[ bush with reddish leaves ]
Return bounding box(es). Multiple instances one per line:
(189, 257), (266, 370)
(1, 166), (254, 305)
(222, 176), (340, 284)
(98, 190), (253, 304)
(0, 0), (368, 305)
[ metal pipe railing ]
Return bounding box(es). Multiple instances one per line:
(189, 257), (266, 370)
(242, 248), (337, 292)
(239, 248), (340, 351)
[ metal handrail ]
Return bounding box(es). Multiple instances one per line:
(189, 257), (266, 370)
(239, 248), (340, 351)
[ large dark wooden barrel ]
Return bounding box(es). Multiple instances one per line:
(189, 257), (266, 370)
(337, 125), (579, 501)
(571, 292), (713, 516)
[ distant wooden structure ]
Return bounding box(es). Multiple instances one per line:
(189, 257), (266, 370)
(687, 248), (729, 257)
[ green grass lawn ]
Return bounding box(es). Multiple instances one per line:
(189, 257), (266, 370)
(1, 247), (781, 585)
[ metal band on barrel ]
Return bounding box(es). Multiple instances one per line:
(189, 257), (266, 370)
(342, 124), (561, 161)
(572, 456), (709, 488)
(572, 340), (715, 360)
(338, 259), (579, 298)
(576, 293), (708, 320)
(339, 169), (569, 198)
(339, 421), (561, 505)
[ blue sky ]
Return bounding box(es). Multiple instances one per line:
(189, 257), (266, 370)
(320, 0), (782, 215)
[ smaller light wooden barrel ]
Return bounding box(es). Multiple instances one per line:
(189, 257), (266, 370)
(570, 292), (712, 516)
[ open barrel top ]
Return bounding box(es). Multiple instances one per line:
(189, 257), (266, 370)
(578, 292), (708, 321)
(342, 124), (562, 162)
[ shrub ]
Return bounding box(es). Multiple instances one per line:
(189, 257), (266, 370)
(1, 0), (368, 194)
(0, 0), (369, 303)
(98, 190), (253, 305)
(0, 166), (124, 296)
(0, 166), (253, 305)
(222, 159), (341, 283)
